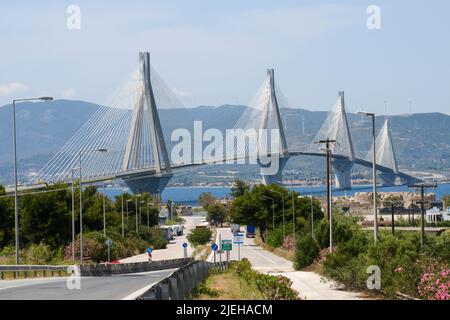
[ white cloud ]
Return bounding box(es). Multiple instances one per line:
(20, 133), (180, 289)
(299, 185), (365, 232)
(61, 88), (76, 98)
(0, 82), (28, 96)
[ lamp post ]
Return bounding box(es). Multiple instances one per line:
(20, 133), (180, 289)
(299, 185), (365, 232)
(358, 111), (378, 242)
(315, 139), (335, 252)
(102, 181), (106, 236)
(269, 189), (285, 239)
(140, 200), (145, 227)
(121, 194), (124, 237)
(70, 167), (79, 261)
(135, 194), (141, 233)
(291, 191), (297, 244)
(78, 148), (107, 265)
(126, 199), (132, 222)
(261, 195), (275, 231)
(12, 96), (53, 264)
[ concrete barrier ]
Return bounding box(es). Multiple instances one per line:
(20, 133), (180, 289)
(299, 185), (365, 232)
(78, 257), (192, 277)
(137, 261), (229, 300)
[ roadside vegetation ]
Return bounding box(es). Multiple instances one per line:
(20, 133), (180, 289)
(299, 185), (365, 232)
(192, 259), (299, 300)
(227, 180), (450, 300)
(0, 184), (169, 264)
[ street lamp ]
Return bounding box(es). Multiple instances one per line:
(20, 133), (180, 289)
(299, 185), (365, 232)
(261, 195), (275, 231)
(78, 148), (107, 264)
(291, 190), (297, 244)
(102, 181), (107, 236)
(70, 167), (79, 261)
(269, 189), (285, 239)
(358, 111), (378, 242)
(140, 200), (145, 227)
(12, 96), (53, 264)
(126, 199), (132, 222)
(135, 194), (142, 233)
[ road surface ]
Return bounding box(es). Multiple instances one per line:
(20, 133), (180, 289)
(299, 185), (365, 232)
(120, 215), (205, 263)
(211, 227), (365, 300)
(0, 268), (177, 300)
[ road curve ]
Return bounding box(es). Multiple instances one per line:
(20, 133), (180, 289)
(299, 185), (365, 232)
(0, 268), (177, 300)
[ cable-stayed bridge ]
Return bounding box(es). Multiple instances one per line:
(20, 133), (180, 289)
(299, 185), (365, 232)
(12, 52), (421, 195)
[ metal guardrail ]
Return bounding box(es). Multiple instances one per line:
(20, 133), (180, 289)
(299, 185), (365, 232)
(0, 265), (69, 280)
(137, 261), (229, 300)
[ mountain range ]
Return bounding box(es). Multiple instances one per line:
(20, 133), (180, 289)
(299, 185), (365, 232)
(0, 100), (449, 185)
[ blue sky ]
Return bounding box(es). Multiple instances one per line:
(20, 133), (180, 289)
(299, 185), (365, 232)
(0, 0), (449, 114)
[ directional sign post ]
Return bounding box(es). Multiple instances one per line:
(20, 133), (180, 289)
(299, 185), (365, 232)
(233, 233), (244, 261)
(211, 243), (218, 263)
(146, 247), (153, 262)
(182, 242), (188, 258)
(221, 239), (232, 262)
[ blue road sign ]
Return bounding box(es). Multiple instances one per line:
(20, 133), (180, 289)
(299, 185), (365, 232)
(147, 247), (153, 254)
(182, 242), (188, 248)
(211, 243), (218, 251)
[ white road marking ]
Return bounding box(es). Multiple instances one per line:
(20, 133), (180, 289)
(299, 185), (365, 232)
(121, 270), (176, 300)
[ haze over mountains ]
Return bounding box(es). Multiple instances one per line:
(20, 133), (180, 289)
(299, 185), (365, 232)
(0, 100), (449, 185)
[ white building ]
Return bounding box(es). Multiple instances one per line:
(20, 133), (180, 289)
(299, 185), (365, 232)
(426, 207), (450, 223)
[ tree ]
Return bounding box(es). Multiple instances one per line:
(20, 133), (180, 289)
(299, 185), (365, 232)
(230, 179), (250, 198)
(0, 185), (14, 248)
(187, 228), (212, 247)
(20, 183), (72, 249)
(198, 192), (216, 209)
(205, 203), (228, 227)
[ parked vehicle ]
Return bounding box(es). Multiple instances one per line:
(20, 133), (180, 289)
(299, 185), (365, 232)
(171, 224), (183, 236)
(162, 226), (174, 241)
(246, 225), (256, 238)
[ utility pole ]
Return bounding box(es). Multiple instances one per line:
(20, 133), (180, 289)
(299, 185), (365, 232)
(103, 181), (106, 236)
(315, 138), (336, 252)
(121, 194), (124, 237)
(409, 183), (437, 248)
(391, 203), (395, 235)
(358, 111), (378, 242)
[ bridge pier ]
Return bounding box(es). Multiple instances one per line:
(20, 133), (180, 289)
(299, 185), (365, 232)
(122, 173), (173, 195)
(260, 157), (289, 185)
(332, 159), (353, 189)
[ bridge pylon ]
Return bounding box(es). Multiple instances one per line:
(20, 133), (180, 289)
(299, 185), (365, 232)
(122, 52), (173, 195)
(258, 69), (290, 185)
(329, 91), (354, 189)
(370, 117), (400, 186)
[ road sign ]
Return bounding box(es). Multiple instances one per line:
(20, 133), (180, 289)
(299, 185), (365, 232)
(182, 242), (188, 248)
(221, 239), (232, 251)
(105, 239), (113, 246)
(233, 233), (244, 244)
(147, 247), (153, 254)
(211, 243), (218, 251)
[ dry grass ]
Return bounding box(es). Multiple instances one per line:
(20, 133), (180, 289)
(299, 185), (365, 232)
(194, 272), (265, 300)
(254, 233), (295, 261)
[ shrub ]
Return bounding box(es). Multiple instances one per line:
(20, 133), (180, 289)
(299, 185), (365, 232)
(417, 258), (450, 300)
(229, 258), (299, 300)
(267, 228), (284, 248)
(187, 228), (212, 247)
(315, 214), (359, 249)
(294, 235), (319, 269)
(24, 243), (53, 265)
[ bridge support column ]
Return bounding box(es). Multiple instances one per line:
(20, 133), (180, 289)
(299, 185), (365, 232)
(122, 173), (173, 195)
(332, 159), (353, 189)
(260, 157), (289, 185)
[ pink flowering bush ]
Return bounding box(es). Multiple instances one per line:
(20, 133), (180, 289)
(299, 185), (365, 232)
(417, 259), (450, 300)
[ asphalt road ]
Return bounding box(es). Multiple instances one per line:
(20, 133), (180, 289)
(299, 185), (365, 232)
(120, 215), (205, 263)
(210, 227), (365, 300)
(210, 228), (293, 273)
(0, 268), (177, 300)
